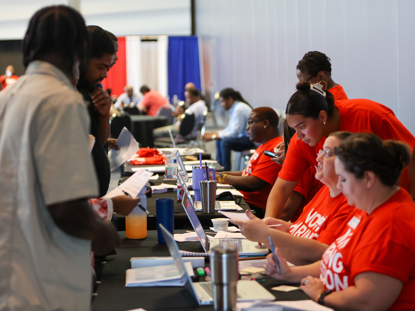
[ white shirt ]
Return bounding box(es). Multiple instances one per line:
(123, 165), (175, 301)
(0, 61), (99, 311)
(218, 101), (252, 139)
(186, 99), (207, 138)
(114, 92), (141, 109)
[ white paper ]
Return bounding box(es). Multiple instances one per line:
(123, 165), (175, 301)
(214, 231), (246, 239)
(219, 211), (250, 221)
(152, 183), (177, 193)
(237, 300), (334, 311)
(109, 127), (140, 171)
(125, 262), (193, 287)
(271, 285), (299, 292)
(104, 169), (153, 199)
(189, 189), (243, 197)
(238, 258), (267, 272)
(194, 201), (242, 211)
(210, 226), (241, 233)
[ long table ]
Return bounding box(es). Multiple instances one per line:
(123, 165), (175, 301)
(91, 231), (309, 311)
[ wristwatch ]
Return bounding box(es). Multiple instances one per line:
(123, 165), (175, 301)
(218, 173), (228, 184)
(211, 134), (217, 140)
(317, 290), (332, 305)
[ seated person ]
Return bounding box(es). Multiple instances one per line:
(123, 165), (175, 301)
(265, 133), (415, 310)
(138, 85), (168, 116)
(0, 65), (19, 91)
(154, 87), (207, 139)
(114, 85), (141, 109)
(216, 107), (282, 219)
(202, 88), (255, 171)
(230, 132), (355, 266)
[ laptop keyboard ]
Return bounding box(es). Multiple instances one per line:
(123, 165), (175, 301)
(199, 282), (242, 299)
(217, 239), (243, 252)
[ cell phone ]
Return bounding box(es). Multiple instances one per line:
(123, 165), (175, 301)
(264, 150), (278, 158)
(268, 236), (281, 275)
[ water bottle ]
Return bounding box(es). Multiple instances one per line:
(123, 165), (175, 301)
(210, 243), (238, 311)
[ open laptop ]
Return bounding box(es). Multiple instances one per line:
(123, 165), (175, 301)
(177, 174), (269, 256)
(177, 173), (240, 211)
(160, 224), (275, 305)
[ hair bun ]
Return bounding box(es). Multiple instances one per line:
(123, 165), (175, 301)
(296, 81), (311, 91)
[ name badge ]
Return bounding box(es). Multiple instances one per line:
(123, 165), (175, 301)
(317, 216), (326, 226)
(348, 216), (360, 229)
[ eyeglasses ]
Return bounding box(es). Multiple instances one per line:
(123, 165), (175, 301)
(306, 74), (317, 82)
(247, 119), (264, 127)
(317, 149), (334, 159)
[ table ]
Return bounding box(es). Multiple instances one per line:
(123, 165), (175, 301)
(91, 231), (309, 311)
(131, 115), (168, 148)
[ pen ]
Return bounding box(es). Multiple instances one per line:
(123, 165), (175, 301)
(205, 267), (211, 281)
(268, 236), (281, 275)
(267, 224), (282, 228)
(239, 256), (267, 261)
(122, 190), (149, 214)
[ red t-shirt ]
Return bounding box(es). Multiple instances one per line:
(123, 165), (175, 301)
(290, 168), (323, 222)
(320, 189), (415, 310)
(289, 185), (355, 245)
(0, 74), (18, 90)
(140, 90), (167, 116)
(279, 99), (415, 192)
(240, 136), (283, 210)
(328, 84), (348, 100)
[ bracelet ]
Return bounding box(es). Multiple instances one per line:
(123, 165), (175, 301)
(211, 134), (217, 140)
(317, 290), (332, 305)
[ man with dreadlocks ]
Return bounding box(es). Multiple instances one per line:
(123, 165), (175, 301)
(0, 6), (120, 310)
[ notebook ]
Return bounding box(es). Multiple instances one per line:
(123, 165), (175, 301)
(160, 224), (275, 305)
(177, 174), (269, 256)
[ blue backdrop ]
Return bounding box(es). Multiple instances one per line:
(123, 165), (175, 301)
(167, 36), (201, 102)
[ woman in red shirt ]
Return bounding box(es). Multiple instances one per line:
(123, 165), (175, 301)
(266, 133), (415, 310)
(216, 107), (282, 218)
(266, 81), (415, 218)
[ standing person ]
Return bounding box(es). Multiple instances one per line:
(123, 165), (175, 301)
(265, 81), (415, 218)
(0, 6), (120, 311)
(0, 65), (19, 91)
(138, 85), (168, 116)
(216, 107), (282, 218)
(266, 133), (415, 310)
(202, 88), (255, 171)
(105, 30), (118, 68)
(77, 25), (115, 197)
(114, 85), (141, 109)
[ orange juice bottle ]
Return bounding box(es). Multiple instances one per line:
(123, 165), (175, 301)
(126, 195), (147, 239)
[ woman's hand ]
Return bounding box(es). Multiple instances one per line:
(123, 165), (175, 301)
(299, 277), (325, 302)
(262, 217), (291, 233)
(271, 142), (286, 165)
(229, 210), (269, 242)
(111, 196), (141, 216)
(264, 247), (293, 281)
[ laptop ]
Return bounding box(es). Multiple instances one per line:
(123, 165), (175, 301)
(159, 224), (275, 305)
(177, 173), (240, 211)
(177, 174), (269, 256)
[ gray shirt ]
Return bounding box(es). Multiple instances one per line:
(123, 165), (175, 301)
(0, 61), (99, 310)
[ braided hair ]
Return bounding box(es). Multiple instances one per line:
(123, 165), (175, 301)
(297, 51), (332, 76)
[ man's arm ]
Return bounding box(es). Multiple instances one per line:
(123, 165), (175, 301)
(222, 174), (269, 192)
(47, 198), (120, 256)
(265, 178), (299, 218)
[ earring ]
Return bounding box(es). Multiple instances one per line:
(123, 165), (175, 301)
(319, 80), (328, 90)
(264, 126), (267, 128)
(323, 122), (326, 125)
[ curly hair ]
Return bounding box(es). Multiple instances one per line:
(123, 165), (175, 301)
(285, 81), (335, 119)
(334, 133), (411, 187)
(297, 51), (332, 76)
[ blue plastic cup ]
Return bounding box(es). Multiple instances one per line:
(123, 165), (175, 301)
(156, 198), (174, 244)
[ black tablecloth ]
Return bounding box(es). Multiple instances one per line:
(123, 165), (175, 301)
(91, 231), (309, 311)
(131, 115), (168, 148)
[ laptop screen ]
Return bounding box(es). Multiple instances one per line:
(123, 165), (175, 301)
(177, 174), (209, 253)
(175, 149), (189, 182)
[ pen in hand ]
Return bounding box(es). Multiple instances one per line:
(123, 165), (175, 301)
(122, 190), (149, 214)
(268, 236), (281, 275)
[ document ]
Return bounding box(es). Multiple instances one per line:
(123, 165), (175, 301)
(104, 169), (153, 199)
(152, 183), (177, 193)
(214, 231), (245, 239)
(125, 262), (193, 287)
(189, 189), (243, 197)
(237, 300), (334, 311)
(88, 134), (95, 153)
(109, 127), (139, 171)
(219, 211), (250, 221)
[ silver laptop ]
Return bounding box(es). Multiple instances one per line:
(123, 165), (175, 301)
(177, 172), (239, 211)
(159, 224), (275, 305)
(177, 174), (269, 256)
